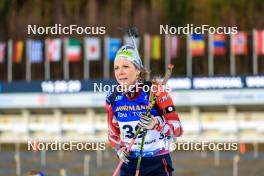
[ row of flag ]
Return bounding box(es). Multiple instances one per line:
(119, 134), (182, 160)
(0, 30), (264, 64)
(0, 38), (101, 64)
(0, 36), (173, 64)
(190, 31), (264, 56)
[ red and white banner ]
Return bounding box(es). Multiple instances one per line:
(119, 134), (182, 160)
(46, 38), (62, 62)
(256, 30), (264, 55)
(232, 32), (248, 55)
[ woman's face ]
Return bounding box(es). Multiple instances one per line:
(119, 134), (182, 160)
(114, 58), (140, 86)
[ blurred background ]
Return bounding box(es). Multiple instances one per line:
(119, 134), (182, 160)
(0, 0), (264, 175)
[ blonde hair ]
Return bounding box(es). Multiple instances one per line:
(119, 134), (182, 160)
(138, 67), (150, 81)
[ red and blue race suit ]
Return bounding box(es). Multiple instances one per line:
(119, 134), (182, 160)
(106, 84), (183, 158)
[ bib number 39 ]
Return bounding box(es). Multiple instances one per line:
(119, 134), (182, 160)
(122, 125), (144, 139)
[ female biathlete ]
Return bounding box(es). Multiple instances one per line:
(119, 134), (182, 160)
(106, 44), (183, 176)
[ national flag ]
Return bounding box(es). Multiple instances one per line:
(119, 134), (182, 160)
(0, 42), (6, 63)
(170, 35), (179, 58)
(190, 34), (205, 56)
(212, 34), (226, 56)
(66, 38), (81, 62)
(27, 40), (43, 63)
(256, 30), (264, 55)
(84, 37), (100, 60)
(123, 35), (140, 48)
(107, 38), (121, 61)
(46, 38), (62, 62)
(232, 32), (248, 55)
(151, 35), (161, 60)
(13, 41), (24, 64)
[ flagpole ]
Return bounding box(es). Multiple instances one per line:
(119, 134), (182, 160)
(104, 36), (109, 79)
(63, 38), (69, 80)
(143, 34), (148, 69)
(45, 39), (50, 80)
(253, 29), (258, 75)
(7, 39), (12, 82)
(26, 39), (31, 82)
(164, 35), (170, 73)
(208, 33), (214, 76)
(144, 34), (150, 79)
(84, 38), (89, 80)
(187, 34), (192, 77)
(230, 34), (235, 75)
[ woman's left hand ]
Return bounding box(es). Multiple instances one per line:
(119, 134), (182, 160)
(138, 114), (159, 130)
